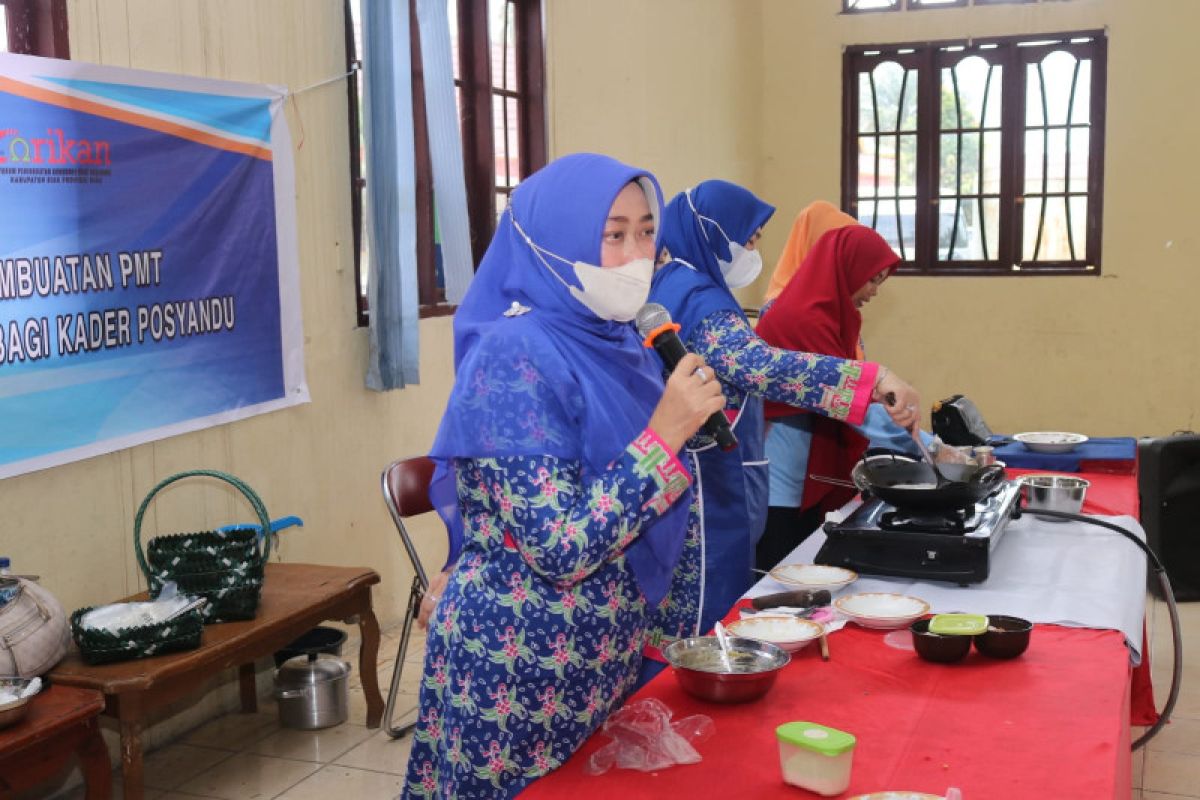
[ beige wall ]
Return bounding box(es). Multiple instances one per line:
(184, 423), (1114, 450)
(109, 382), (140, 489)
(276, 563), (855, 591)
(6, 0), (454, 621)
(551, 0), (1200, 438)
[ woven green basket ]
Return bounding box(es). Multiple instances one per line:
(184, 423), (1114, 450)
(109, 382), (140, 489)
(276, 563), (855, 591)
(135, 470), (272, 624)
(69, 605), (204, 665)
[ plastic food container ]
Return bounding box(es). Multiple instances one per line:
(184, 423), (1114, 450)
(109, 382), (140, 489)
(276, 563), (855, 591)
(928, 613), (987, 636)
(776, 720), (856, 796)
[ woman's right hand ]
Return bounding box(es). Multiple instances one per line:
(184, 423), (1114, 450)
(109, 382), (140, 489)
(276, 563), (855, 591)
(647, 353), (727, 452)
(417, 568), (451, 629)
(872, 367), (922, 431)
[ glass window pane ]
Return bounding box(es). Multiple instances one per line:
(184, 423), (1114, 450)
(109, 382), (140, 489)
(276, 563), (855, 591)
(489, 0), (516, 93)
(945, 56), (994, 129)
(1045, 127), (1067, 193)
(860, 198), (916, 261)
(981, 131), (1002, 195)
(981, 197), (1001, 261)
(911, 0), (965, 5)
(495, 190), (510, 224)
(1069, 195), (1089, 262)
(492, 93), (520, 188)
(1068, 127), (1090, 193)
(1024, 195), (1079, 261)
(1, 8), (8, 52)
(847, 0), (899, 9)
(858, 73), (877, 134)
(1024, 129), (1047, 195)
(447, 0), (461, 82)
(898, 134), (917, 196)
(872, 62), (905, 132)
(857, 135), (880, 197)
(1025, 64), (1045, 127)
(899, 69), (919, 131)
(939, 133), (960, 193)
(939, 199), (985, 261)
(1071, 59), (1092, 125)
(1040, 50), (1080, 127)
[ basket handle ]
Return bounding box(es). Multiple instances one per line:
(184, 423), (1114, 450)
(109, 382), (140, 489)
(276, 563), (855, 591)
(133, 470), (273, 583)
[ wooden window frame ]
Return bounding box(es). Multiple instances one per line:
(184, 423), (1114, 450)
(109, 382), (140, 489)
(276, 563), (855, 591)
(2, 0), (68, 57)
(841, 30), (1107, 276)
(346, 0), (546, 325)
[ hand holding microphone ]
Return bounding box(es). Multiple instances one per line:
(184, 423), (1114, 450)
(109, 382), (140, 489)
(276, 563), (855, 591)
(636, 303), (737, 453)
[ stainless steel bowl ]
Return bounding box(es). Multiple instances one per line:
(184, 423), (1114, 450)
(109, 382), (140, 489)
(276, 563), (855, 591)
(1019, 474), (1089, 520)
(0, 677), (34, 730)
(662, 635), (790, 703)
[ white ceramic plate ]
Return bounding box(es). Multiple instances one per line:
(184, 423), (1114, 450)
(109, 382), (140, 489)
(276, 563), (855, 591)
(727, 615), (823, 652)
(835, 592), (930, 630)
(1013, 431), (1089, 454)
(768, 563), (858, 592)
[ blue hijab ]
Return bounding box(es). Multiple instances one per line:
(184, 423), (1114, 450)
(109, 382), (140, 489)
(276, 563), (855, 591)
(651, 180), (775, 339)
(429, 153), (689, 605)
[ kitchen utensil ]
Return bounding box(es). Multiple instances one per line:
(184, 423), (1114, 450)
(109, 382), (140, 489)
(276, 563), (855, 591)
(974, 615), (1032, 659)
(726, 616), (823, 653)
(928, 613), (988, 636)
(0, 677), (37, 730)
(768, 564), (857, 593)
(852, 457), (1007, 512)
(712, 621), (734, 672)
(751, 589), (832, 610)
(663, 636), (790, 703)
(1018, 474), (1089, 519)
(273, 654), (351, 729)
(835, 592), (930, 630)
(1013, 431), (1088, 453)
(910, 618), (971, 663)
(777, 721), (856, 796)
(912, 430), (952, 488)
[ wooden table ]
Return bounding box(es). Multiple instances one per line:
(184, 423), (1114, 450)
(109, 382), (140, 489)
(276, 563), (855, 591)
(49, 563), (384, 800)
(0, 684), (110, 799)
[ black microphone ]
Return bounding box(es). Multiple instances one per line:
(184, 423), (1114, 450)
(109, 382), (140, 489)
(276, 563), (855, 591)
(635, 303), (738, 452)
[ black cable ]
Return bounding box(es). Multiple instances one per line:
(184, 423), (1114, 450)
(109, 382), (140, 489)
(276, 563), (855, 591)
(1016, 507), (1182, 750)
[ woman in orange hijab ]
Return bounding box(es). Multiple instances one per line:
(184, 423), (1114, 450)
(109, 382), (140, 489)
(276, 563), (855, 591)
(754, 223), (921, 570)
(763, 200), (859, 305)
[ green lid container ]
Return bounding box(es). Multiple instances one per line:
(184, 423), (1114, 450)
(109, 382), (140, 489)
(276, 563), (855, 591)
(776, 721), (856, 756)
(929, 613), (988, 636)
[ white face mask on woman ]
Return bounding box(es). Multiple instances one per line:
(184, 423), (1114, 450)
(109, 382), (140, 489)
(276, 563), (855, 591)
(685, 189), (764, 289)
(511, 214), (653, 322)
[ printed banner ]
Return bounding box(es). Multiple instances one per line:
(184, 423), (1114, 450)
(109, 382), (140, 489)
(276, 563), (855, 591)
(0, 53), (307, 479)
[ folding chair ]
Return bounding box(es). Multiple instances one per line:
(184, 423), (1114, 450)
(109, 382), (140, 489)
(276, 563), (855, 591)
(380, 455), (438, 738)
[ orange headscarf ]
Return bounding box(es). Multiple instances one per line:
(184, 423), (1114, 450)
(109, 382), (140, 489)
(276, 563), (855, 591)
(763, 200), (859, 303)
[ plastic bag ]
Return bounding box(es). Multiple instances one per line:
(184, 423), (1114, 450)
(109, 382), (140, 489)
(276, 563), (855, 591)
(584, 697), (714, 775)
(79, 582), (193, 632)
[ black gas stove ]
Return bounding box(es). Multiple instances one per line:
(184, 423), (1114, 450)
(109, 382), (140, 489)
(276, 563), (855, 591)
(814, 480), (1022, 585)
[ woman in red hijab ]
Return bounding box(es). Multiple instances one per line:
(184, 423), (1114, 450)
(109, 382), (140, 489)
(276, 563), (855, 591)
(753, 224), (908, 570)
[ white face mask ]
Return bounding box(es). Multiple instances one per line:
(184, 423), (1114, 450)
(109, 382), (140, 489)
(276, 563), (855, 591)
(685, 188), (763, 289)
(510, 214), (653, 322)
(719, 243), (763, 289)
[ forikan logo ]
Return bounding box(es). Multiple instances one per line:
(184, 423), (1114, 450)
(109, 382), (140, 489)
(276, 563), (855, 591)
(0, 127), (112, 166)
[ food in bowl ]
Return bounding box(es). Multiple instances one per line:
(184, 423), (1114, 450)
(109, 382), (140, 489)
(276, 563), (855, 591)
(727, 616), (823, 652)
(663, 635), (790, 703)
(835, 592), (930, 630)
(974, 615), (1032, 659)
(1013, 431), (1089, 454)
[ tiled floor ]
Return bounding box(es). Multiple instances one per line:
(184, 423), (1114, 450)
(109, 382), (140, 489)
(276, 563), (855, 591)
(41, 595), (1200, 799)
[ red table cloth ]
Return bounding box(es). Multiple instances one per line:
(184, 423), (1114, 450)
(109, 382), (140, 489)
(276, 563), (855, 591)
(522, 471), (1150, 798)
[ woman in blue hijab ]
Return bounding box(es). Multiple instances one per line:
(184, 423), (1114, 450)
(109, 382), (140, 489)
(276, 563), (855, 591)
(641, 180), (919, 681)
(403, 154), (723, 799)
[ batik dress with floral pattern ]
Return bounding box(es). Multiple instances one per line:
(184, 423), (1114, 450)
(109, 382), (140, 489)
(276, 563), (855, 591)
(645, 308), (876, 649)
(402, 433), (691, 799)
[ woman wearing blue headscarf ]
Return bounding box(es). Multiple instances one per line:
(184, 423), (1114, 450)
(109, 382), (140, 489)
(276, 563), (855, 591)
(402, 154), (723, 799)
(641, 181), (920, 679)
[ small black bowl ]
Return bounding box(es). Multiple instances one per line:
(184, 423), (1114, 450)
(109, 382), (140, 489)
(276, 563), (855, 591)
(974, 615), (1033, 659)
(910, 618), (971, 663)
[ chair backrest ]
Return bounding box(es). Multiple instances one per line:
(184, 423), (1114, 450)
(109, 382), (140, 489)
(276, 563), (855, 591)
(382, 456), (438, 589)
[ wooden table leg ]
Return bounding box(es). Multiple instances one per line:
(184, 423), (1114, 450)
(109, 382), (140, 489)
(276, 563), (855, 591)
(117, 694), (144, 800)
(239, 662), (258, 713)
(78, 718), (112, 800)
(355, 592), (385, 728)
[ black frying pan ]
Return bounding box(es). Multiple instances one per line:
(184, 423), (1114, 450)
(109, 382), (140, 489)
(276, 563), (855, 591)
(852, 457), (1007, 512)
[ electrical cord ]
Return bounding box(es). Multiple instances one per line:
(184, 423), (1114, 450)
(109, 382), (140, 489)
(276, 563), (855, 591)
(1015, 507), (1182, 750)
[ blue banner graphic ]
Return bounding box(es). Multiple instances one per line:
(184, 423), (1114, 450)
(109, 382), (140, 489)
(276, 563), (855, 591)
(0, 54), (307, 479)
